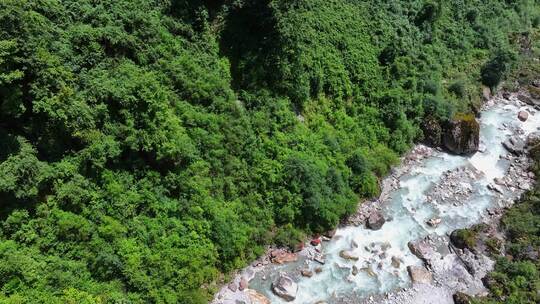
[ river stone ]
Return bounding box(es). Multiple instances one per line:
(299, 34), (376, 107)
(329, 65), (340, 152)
(366, 211), (386, 230)
(407, 265), (433, 284)
(443, 115), (480, 155)
(301, 269), (313, 278)
(391, 256), (402, 268)
(518, 110), (529, 122)
(245, 289), (271, 304)
(271, 274), (298, 302)
(426, 217), (442, 227)
(339, 250), (359, 261)
(408, 239), (436, 262)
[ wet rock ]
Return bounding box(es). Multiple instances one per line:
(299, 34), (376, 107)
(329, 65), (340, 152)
(323, 229), (336, 239)
(352, 265), (359, 276)
(271, 274), (298, 302)
(502, 136), (526, 155)
(407, 265), (433, 284)
(518, 110), (529, 122)
(494, 177), (505, 186)
(314, 267), (323, 274)
(453, 292), (472, 304)
(502, 91), (511, 99)
(301, 269), (313, 278)
(366, 211), (386, 230)
(339, 250), (359, 261)
(246, 289), (271, 304)
(270, 250), (298, 264)
(239, 277), (248, 291)
(391, 256), (402, 268)
(426, 218), (442, 227)
(443, 114), (480, 155)
(313, 253), (326, 265)
(310, 237), (321, 246)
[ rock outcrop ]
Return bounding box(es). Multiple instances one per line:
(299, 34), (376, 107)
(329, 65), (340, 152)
(443, 114), (480, 155)
(366, 211), (386, 230)
(271, 274), (298, 302)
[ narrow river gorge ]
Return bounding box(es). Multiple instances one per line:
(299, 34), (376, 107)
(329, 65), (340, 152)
(213, 89), (540, 304)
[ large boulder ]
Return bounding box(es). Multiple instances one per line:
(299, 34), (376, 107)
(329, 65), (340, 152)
(443, 114), (480, 155)
(246, 289), (271, 304)
(366, 211), (386, 230)
(271, 274), (298, 302)
(408, 239), (437, 262)
(407, 265), (433, 284)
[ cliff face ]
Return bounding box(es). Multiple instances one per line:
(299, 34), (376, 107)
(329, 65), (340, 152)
(443, 114), (480, 155)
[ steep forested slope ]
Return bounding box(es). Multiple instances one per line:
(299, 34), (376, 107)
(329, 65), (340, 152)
(0, 0), (538, 303)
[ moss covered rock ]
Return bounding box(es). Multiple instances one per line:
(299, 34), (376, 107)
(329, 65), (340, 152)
(443, 113), (480, 155)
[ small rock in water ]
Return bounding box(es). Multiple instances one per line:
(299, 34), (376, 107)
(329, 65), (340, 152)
(352, 265), (359, 276)
(301, 269), (313, 278)
(314, 267), (323, 274)
(518, 110), (529, 122)
(339, 250), (359, 261)
(426, 218), (442, 228)
(391, 256), (402, 268)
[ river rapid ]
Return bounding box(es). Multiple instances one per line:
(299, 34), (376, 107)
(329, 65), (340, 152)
(213, 90), (540, 304)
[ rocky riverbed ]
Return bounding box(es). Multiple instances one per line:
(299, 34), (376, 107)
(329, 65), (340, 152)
(212, 86), (540, 304)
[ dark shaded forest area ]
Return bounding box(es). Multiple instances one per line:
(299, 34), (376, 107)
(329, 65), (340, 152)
(0, 0), (538, 303)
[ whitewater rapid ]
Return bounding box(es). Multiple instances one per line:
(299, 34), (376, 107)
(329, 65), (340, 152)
(245, 96), (540, 304)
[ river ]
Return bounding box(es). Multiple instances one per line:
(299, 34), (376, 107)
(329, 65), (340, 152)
(213, 90), (540, 304)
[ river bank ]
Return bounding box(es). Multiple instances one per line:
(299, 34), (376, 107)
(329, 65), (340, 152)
(212, 85), (540, 304)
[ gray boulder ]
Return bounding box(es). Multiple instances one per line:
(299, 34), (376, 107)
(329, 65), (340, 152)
(271, 274), (298, 302)
(366, 211), (386, 230)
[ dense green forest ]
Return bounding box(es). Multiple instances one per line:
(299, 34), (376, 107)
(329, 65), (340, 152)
(0, 0), (538, 303)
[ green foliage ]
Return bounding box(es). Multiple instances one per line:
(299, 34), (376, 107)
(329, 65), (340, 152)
(481, 49), (518, 88)
(0, 0), (536, 302)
